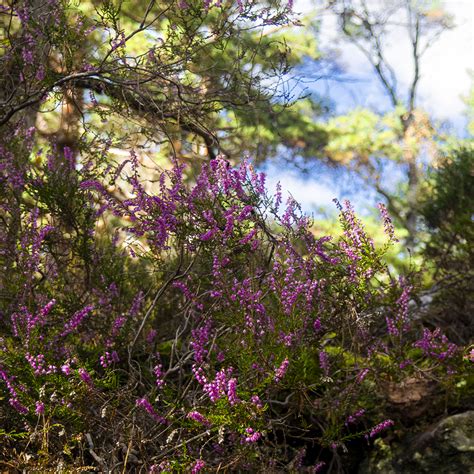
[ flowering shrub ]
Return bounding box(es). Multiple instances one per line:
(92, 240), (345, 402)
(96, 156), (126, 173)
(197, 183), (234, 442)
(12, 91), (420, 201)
(0, 134), (470, 471)
(1, 0), (471, 471)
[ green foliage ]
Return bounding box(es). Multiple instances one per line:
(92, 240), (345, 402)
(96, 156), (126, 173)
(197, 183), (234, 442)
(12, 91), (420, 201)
(422, 146), (474, 272)
(465, 74), (474, 136)
(419, 146), (474, 343)
(324, 108), (403, 165)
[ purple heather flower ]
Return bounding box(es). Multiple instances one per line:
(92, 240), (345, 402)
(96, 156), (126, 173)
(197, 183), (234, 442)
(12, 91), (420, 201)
(199, 229), (217, 241)
(250, 395), (263, 409)
(100, 351), (119, 368)
(9, 398), (28, 415)
(345, 408), (365, 425)
(192, 365), (207, 385)
(78, 368), (93, 387)
(190, 321), (212, 364)
(313, 461), (326, 473)
(61, 305), (94, 337)
(356, 368), (369, 383)
(243, 427), (261, 443)
(367, 419), (394, 439)
(0, 368), (28, 414)
(111, 315), (126, 338)
(150, 461), (171, 473)
(203, 368), (229, 402)
(227, 378), (239, 406)
(274, 181), (282, 212)
(386, 316), (399, 336)
(377, 203), (398, 242)
(187, 410), (209, 425)
(191, 460), (205, 474)
(35, 401), (45, 415)
(399, 359), (412, 369)
(239, 228), (257, 245)
(61, 363), (72, 376)
(274, 358), (289, 382)
(293, 447), (306, 469)
(146, 329), (157, 344)
(129, 291), (144, 319)
(414, 328), (457, 362)
(25, 353), (57, 376)
(313, 318), (322, 332)
(136, 397), (166, 424)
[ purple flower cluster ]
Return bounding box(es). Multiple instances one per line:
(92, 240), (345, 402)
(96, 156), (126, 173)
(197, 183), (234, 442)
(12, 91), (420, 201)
(250, 395), (263, 409)
(0, 133), (469, 472)
(146, 329), (157, 344)
(136, 398), (166, 424)
(367, 419), (394, 438)
(335, 199), (375, 282)
(190, 321), (212, 364)
(191, 460), (206, 474)
(414, 328), (458, 361)
(29, 299), (56, 332)
(110, 316), (127, 339)
(99, 351), (119, 368)
(12, 299), (56, 343)
(0, 367), (28, 414)
(35, 401), (45, 415)
(313, 461), (326, 473)
(243, 427), (262, 443)
(345, 408), (365, 425)
(386, 278), (412, 336)
(356, 368), (370, 383)
(202, 368), (238, 404)
(78, 368), (93, 387)
(61, 362), (72, 376)
(274, 358), (289, 382)
(25, 353), (57, 376)
(377, 203), (398, 242)
(187, 410), (210, 426)
(319, 351), (330, 377)
(61, 305), (94, 337)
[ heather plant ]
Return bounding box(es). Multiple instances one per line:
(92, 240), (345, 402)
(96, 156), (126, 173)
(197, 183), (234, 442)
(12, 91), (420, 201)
(0, 142), (470, 470)
(0, 1), (472, 472)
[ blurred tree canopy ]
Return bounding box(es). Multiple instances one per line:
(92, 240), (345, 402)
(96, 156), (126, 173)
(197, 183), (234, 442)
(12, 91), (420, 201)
(419, 146), (474, 342)
(466, 75), (474, 136)
(0, 0), (328, 163)
(307, 0), (456, 248)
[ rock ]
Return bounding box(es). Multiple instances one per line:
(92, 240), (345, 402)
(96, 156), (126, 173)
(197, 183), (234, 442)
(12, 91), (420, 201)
(359, 411), (474, 474)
